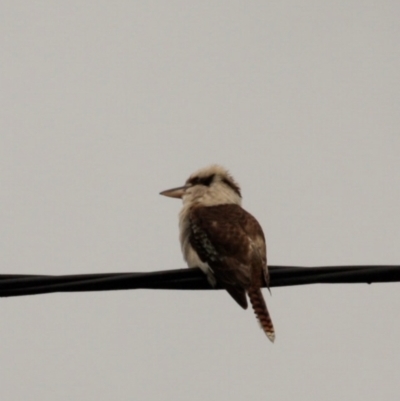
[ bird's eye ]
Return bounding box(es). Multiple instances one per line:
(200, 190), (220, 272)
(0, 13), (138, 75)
(187, 174), (215, 187)
(201, 174), (215, 186)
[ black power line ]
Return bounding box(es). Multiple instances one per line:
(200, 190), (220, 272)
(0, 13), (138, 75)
(0, 265), (399, 298)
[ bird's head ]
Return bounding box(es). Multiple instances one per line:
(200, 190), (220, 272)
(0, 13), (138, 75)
(160, 165), (242, 206)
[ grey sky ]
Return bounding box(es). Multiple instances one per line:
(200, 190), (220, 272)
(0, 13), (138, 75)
(1, 1), (400, 400)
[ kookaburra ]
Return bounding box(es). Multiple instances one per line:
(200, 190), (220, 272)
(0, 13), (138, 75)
(160, 165), (275, 342)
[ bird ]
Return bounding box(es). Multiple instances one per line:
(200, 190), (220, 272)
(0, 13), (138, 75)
(160, 165), (275, 342)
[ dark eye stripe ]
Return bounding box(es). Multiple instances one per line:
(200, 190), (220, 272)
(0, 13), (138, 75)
(200, 174), (215, 186)
(188, 174), (215, 187)
(187, 174), (241, 196)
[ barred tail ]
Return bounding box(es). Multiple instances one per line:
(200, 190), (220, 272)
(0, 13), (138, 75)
(247, 286), (275, 342)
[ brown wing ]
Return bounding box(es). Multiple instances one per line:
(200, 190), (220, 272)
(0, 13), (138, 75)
(188, 204), (267, 308)
(234, 205), (268, 287)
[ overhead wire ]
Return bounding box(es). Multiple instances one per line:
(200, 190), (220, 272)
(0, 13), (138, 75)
(0, 265), (399, 297)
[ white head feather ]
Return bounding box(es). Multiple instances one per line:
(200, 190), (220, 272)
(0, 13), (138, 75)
(182, 164), (242, 207)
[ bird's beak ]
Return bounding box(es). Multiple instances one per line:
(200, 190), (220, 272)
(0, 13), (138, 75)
(159, 185), (189, 199)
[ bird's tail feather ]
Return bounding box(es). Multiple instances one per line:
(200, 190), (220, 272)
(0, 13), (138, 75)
(247, 286), (275, 342)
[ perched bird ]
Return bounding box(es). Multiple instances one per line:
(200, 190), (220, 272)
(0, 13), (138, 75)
(160, 165), (275, 342)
